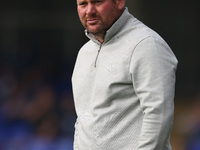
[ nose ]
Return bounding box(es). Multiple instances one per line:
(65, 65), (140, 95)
(86, 3), (96, 15)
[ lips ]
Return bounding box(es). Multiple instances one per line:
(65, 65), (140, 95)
(87, 18), (98, 24)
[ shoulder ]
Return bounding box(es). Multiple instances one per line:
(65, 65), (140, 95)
(117, 16), (165, 51)
(79, 40), (93, 51)
(77, 40), (97, 55)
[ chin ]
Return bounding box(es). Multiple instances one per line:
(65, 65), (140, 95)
(88, 28), (100, 34)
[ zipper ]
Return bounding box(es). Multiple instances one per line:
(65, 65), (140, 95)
(94, 44), (102, 67)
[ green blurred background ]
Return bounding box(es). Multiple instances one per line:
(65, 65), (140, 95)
(0, 0), (199, 149)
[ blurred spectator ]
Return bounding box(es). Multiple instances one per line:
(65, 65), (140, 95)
(185, 97), (200, 150)
(0, 61), (76, 149)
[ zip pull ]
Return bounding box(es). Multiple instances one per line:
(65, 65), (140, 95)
(94, 44), (102, 67)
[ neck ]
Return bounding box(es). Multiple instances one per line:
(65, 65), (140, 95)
(95, 10), (125, 43)
(95, 32), (105, 43)
(96, 36), (104, 43)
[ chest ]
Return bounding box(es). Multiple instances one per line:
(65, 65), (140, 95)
(73, 40), (134, 89)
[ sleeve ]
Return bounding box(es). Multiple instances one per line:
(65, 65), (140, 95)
(130, 37), (178, 150)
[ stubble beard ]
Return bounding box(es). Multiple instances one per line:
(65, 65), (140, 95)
(85, 21), (107, 39)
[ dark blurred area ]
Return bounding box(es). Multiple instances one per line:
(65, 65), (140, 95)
(0, 0), (199, 150)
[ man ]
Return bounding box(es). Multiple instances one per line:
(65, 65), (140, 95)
(72, 0), (178, 149)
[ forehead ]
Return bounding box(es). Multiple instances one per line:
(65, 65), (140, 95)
(77, 0), (110, 2)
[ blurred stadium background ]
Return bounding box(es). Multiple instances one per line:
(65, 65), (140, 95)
(0, 0), (199, 149)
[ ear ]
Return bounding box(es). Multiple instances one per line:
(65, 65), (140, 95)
(116, 0), (125, 10)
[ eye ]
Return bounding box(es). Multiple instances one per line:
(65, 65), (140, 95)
(92, 0), (103, 5)
(95, 1), (101, 3)
(78, 1), (87, 6)
(95, 0), (103, 4)
(80, 2), (87, 5)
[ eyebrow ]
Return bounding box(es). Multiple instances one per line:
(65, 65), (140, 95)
(77, 0), (86, 4)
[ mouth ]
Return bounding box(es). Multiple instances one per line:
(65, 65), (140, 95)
(86, 18), (98, 25)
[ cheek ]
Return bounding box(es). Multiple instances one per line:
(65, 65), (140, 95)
(101, 11), (114, 24)
(78, 8), (85, 19)
(99, 6), (115, 21)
